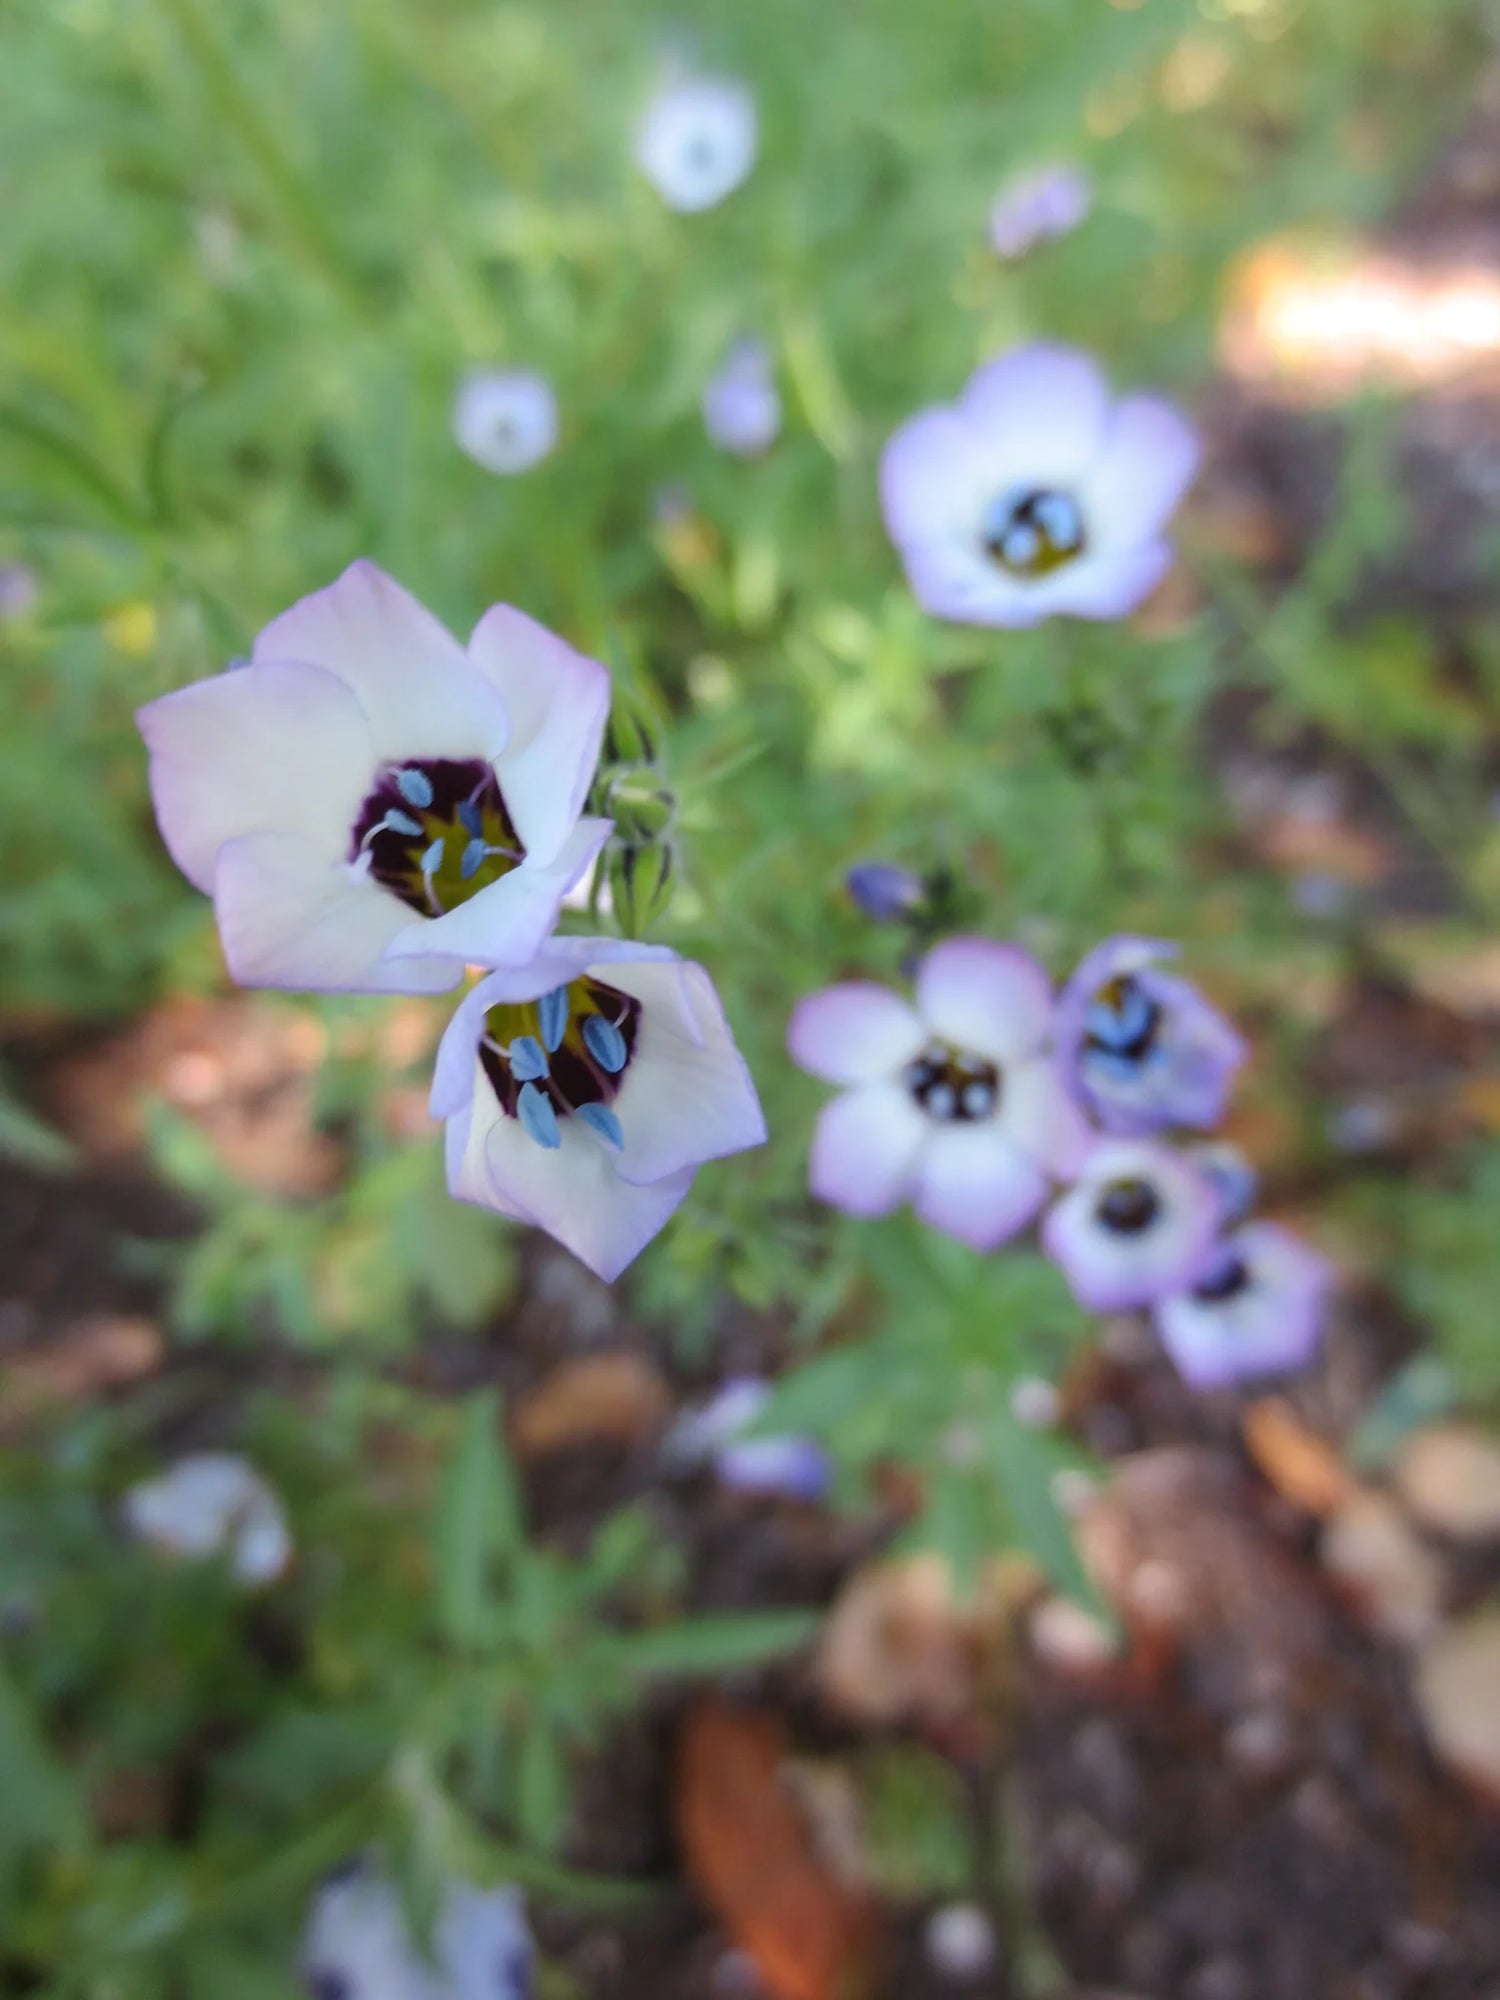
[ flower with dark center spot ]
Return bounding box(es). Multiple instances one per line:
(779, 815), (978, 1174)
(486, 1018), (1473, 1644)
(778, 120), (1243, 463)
(433, 937), (765, 1281)
(137, 562), (612, 993)
(1043, 1140), (1222, 1312)
(1154, 1223), (1335, 1389)
(635, 74), (758, 212)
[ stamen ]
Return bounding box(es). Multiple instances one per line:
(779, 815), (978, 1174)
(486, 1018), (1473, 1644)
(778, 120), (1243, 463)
(358, 809), (423, 854)
(458, 797), (483, 838)
(517, 1081), (561, 1150)
(926, 1081), (957, 1119)
(420, 837), (446, 914)
(460, 838), (487, 880)
(583, 1015), (628, 1073)
(396, 767), (435, 809)
(508, 1035), (549, 1082)
(960, 1080), (994, 1117)
(538, 987), (570, 1054)
(576, 1102), (625, 1150)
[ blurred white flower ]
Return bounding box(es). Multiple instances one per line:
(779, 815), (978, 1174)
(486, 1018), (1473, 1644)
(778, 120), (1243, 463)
(702, 337), (780, 456)
(665, 1377), (828, 1501)
(302, 1866), (532, 2000)
(452, 370), (558, 475)
(122, 1452), (291, 1587)
(989, 164), (1091, 258)
(634, 76), (757, 212)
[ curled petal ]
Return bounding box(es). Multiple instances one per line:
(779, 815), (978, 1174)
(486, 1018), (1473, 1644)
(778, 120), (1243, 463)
(384, 817), (612, 970)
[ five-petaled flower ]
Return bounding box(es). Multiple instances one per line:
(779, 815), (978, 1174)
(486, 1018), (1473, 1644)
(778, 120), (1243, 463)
(1154, 1221), (1334, 1389)
(1055, 936), (1247, 1135)
(787, 937), (1090, 1252)
(989, 163), (1091, 259)
(879, 343), (1199, 628)
(634, 74), (758, 212)
(430, 935), (766, 1281)
(452, 367), (559, 474)
(137, 562), (612, 995)
(702, 337), (781, 456)
(1042, 1138), (1222, 1311)
(303, 1864), (532, 2000)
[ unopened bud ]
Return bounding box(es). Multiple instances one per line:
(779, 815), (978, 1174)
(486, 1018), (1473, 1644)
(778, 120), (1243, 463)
(607, 768), (677, 843)
(845, 861), (924, 923)
(603, 702), (660, 770)
(607, 838), (675, 939)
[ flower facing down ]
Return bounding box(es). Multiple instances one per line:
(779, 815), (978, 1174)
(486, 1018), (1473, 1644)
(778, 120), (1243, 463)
(1055, 937), (1247, 1135)
(431, 937), (766, 1281)
(1154, 1222), (1334, 1390)
(665, 1377), (829, 1501)
(787, 938), (1090, 1252)
(989, 164), (1091, 259)
(452, 368), (558, 475)
(302, 1864), (532, 2000)
(702, 337), (781, 456)
(1042, 1140), (1222, 1312)
(122, 1453), (291, 1588)
(879, 344), (1199, 628)
(137, 563), (612, 994)
(634, 75), (757, 212)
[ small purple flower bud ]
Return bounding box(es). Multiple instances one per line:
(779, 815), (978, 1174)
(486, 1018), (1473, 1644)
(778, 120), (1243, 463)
(846, 861), (924, 923)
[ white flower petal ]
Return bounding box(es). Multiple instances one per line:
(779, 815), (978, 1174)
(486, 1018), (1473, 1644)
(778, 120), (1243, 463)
(1001, 1056), (1093, 1178)
(1026, 541), (1174, 622)
(912, 1124), (1047, 1251)
(880, 408), (998, 551)
(915, 938), (1053, 1064)
(122, 1453), (290, 1586)
(384, 816), (612, 970)
(467, 606), (611, 864)
(1042, 1141), (1221, 1312)
(634, 76), (758, 212)
(452, 368), (558, 475)
(957, 344), (1110, 488)
(214, 831), (462, 994)
(786, 982), (925, 1086)
(808, 1085), (927, 1217)
(137, 660), (373, 894)
(899, 539), (1048, 629)
(251, 561), (508, 763)
(1081, 394), (1200, 549)
(477, 1115), (698, 1281)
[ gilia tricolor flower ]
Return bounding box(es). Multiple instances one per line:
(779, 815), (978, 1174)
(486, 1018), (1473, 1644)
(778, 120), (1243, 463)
(1042, 1139), (1222, 1312)
(1154, 1221), (1334, 1389)
(1055, 936), (1247, 1135)
(702, 337), (781, 456)
(138, 563), (611, 994)
(452, 367), (559, 475)
(431, 936), (765, 1281)
(989, 164), (1091, 259)
(122, 1453), (291, 1588)
(787, 938), (1089, 1252)
(666, 1377), (829, 1501)
(634, 74), (758, 212)
(302, 1865), (532, 2000)
(879, 344), (1199, 628)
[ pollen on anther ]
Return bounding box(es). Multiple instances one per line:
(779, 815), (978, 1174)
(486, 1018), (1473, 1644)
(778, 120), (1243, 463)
(419, 837), (445, 876)
(396, 767), (435, 809)
(460, 837), (487, 880)
(538, 987), (571, 1054)
(517, 1081), (561, 1149)
(458, 797), (483, 838)
(577, 1102), (625, 1149)
(384, 809), (424, 839)
(583, 1015), (628, 1074)
(509, 1035), (549, 1082)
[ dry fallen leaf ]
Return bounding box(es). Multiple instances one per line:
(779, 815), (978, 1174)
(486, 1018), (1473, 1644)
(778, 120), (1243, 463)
(1243, 1398), (1353, 1519)
(510, 1353), (671, 1457)
(1321, 1489), (1446, 1647)
(676, 1700), (882, 2000)
(1414, 1610), (1500, 1802)
(0, 1313), (162, 1434)
(1393, 1424), (1500, 1544)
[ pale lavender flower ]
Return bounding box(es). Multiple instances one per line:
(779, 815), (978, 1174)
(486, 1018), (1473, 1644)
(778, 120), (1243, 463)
(879, 343), (1199, 628)
(430, 935), (765, 1282)
(634, 75), (757, 212)
(302, 1865), (532, 2000)
(702, 337), (780, 456)
(667, 1377), (829, 1501)
(845, 861), (924, 923)
(1154, 1222), (1335, 1389)
(1055, 936), (1247, 1135)
(0, 564), (38, 621)
(452, 369), (558, 475)
(989, 164), (1091, 259)
(787, 937), (1090, 1252)
(137, 562), (612, 994)
(1185, 1141), (1258, 1224)
(122, 1453), (291, 1588)
(1042, 1139), (1222, 1312)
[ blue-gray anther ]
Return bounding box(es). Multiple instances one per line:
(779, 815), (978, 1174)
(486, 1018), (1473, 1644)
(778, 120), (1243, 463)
(577, 1102), (624, 1150)
(583, 1014), (628, 1073)
(420, 837), (445, 877)
(396, 767), (435, 809)
(538, 986), (570, 1053)
(460, 838), (487, 880)
(384, 809), (424, 839)
(458, 797), (483, 838)
(509, 1035), (549, 1082)
(517, 1081), (561, 1149)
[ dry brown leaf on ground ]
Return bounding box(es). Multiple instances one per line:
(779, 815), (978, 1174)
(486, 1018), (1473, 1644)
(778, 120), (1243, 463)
(1320, 1488), (1446, 1647)
(1393, 1424), (1500, 1544)
(1243, 1397), (1354, 1519)
(510, 1353), (671, 1457)
(0, 1312), (162, 1435)
(676, 1699), (883, 2000)
(1414, 1609), (1500, 1803)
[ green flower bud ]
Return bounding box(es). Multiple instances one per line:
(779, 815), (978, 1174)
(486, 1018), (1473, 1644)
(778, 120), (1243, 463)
(608, 838), (675, 939)
(607, 768), (677, 843)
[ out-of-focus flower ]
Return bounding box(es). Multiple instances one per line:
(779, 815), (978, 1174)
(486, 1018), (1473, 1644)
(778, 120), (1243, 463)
(845, 861), (925, 923)
(787, 937), (1089, 1252)
(122, 1453), (291, 1587)
(1186, 1140), (1258, 1224)
(302, 1864), (532, 2000)
(452, 369), (558, 476)
(634, 74), (757, 212)
(879, 344), (1199, 628)
(1042, 1139), (1222, 1311)
(137, 563), (611, 994)
(989, 164), (1091, 259)
(1154, 1222), (1334, 1388)
(1055, 936), (1247, 1134)
(702, 337), (781, 456)
(0, 564), (38, 621)
(431, 936), (765, 1281)
(665, 1376), (829, 1500)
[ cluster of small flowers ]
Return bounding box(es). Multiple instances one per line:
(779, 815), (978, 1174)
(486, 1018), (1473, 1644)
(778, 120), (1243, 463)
(137, 561), (766, 1282)
(301, 1861), (532, 2000)
(789, 930), (1334, 1390)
